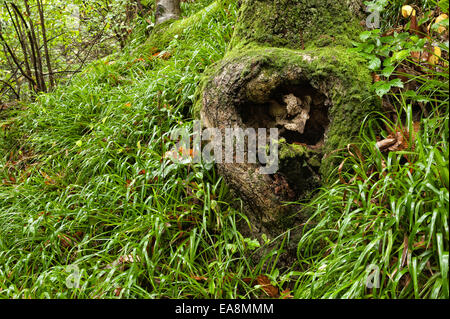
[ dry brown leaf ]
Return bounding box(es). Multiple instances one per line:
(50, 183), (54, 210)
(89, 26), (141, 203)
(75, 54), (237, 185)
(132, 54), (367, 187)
(105, 254), (141, 270)
(373, 73), (381, 82)
(256, 275), (279, 298)
(413, 234), (426, 249)
(191, 275), (208, 282)
(58, 234), (75, 248)
(388, 131), (406, 151)
(40, 170), (55, 185)
(410, 51), (421, 62)
(376, 137), (397, 151)
(117, 255), (140, 264)
(400, 235), (409, 269)
(114, 287), (122, 296)
(281, 289), (293, 299)
(159, 51), (172, 60)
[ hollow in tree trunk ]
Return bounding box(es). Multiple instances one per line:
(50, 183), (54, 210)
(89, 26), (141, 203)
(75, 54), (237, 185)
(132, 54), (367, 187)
(196, 0), (379, 251)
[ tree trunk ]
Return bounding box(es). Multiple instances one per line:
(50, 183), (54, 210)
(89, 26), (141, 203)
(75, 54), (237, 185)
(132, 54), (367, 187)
(197, 0), (378, 243)
(23, 0), (46, 93)
(6, 4), (33, 93)
(155, 0), (181, 25)
(37, 0), (54, 91)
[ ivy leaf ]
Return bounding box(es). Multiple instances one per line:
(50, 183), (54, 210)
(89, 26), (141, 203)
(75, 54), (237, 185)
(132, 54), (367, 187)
(381, 66), (395, 77)
(359, 31), (372, 41)
(364, 44), (375, 53)
(392, 49), (410, 62)
(374, 81), (392, 97)
(389, 78), (404, 88)
(368, 57), (381, 70)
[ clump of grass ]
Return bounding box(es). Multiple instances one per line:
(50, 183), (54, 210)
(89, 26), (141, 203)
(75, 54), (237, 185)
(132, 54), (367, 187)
(293, 64), (449, 298)
(0, 0), (274, 299)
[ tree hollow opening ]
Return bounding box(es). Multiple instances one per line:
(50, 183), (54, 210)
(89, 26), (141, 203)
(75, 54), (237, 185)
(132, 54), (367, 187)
(239, 82), (330, 148)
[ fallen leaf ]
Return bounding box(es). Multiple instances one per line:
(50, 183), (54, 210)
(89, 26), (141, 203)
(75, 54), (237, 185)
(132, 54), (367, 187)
(105, 254), (141, 270)
(58, 234), (75, 248)
(114, 287), (122, 296)
(428, 46), (441, 65)
(402, 5), (414, 18)
(400, 235), (409, 269)
(256, 275), (279, 298)
(410, 51), (420, 62)
(435, 13), (448, 33)
(376, 137), (397, 151)
(191, 275), (208, 282)
(281, 289), (293, 299)
(40, 170), (56, 185)
(373, 73), (381, 82)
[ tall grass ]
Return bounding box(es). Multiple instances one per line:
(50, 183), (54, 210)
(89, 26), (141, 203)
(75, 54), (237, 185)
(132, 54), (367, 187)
(0, 1), (270, 298)
(293, 56), (449, 298)
(0, 0), (448, 299)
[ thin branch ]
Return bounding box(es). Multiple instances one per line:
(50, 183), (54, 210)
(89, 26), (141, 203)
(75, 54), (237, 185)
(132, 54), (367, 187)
(0, 32), (37, 87)
(0, 80), (20, 99)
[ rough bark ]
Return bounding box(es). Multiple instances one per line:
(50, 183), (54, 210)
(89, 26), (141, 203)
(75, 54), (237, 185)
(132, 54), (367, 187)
(197, 0), (378, 242)
(155, 0), (181, 25)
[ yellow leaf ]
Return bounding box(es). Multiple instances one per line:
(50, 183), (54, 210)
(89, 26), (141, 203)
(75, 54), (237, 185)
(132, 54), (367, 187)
(401, 5), (415, 18)
(428, 46), (441, 65)
(436, 14), (448, 33)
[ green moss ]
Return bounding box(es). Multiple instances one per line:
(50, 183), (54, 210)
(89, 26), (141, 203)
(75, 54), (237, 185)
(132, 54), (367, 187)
(146, 1), (222, 50)
(230, 0), (363, 50)
(279, 140), (307, 159)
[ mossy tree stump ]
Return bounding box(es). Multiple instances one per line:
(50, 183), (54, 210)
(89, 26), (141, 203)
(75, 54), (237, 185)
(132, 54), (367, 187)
(197, 0), (379, 240)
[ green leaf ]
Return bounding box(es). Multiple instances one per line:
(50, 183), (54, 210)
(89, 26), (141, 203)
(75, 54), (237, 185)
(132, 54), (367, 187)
(389, 78), (404, 89)
(381, 66), (395, 77)
(244, 238), (260, 250)
(359, 31), (372, 41)
(368, 57), (381, 70)
(374, 81), (391, 97)
(392, 49), (410, 62)
(364, 44), (375, 53)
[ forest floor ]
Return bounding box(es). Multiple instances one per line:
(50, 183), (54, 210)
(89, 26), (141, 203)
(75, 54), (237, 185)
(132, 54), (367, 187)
(0, 0), (448, 298)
